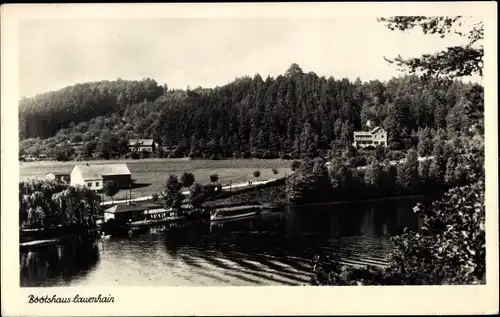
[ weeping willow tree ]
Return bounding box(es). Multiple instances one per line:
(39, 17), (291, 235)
(19, 180), (100, 231)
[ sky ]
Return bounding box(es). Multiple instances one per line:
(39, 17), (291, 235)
(19, 17), (477, 98)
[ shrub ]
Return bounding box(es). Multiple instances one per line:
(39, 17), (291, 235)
(130, 151), (140, 159)
(272, 168), (279, 176)
(253, 170), (261, 181)
(151, 193), (159, 203)
(180, 172), (195, 188)
(387, 150), (406, 161)
(103, 180), (120, 202)
(209, 173), (219, 184)
(291, 160), (302, 171)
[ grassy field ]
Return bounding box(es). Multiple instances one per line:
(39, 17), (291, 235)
(19, 158), (293, 201)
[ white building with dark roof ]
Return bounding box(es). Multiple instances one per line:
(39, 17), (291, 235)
(128, 139), (157, 152)
(70, 163), (132, 190)
(353, 126), (388, 148)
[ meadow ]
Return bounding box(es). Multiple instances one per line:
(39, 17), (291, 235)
(19, 158), (293, 201)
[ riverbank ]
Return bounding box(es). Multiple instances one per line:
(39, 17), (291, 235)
(202, 178), (287, 209)
(20, 234), (85, 250)
(20, 224), (99, 250)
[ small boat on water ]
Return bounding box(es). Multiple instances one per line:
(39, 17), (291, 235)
(124, 215), (186, 229)
(260, 202), (284, 212)
(210, 205), (268, 222)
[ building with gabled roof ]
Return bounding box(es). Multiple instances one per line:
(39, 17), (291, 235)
(128, 139), (158, 152)
(353, 126), (388, 148)
(70, 163), (132, 191)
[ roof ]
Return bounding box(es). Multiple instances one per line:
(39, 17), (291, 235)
(353, 126), (385, 135)
(128, 139), (155, 146)
(89, 163), (131, 176)
(72, 165), (103, 180)
(104, 204), (147, 214)
(370, 126), (384, 134)
(72, 163), (131, 180)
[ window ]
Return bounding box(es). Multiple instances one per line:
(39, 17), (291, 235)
(87, 182), (92, 187)
(95, 182), (100, 187)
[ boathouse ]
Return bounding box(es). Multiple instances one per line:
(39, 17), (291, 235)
(141, 203), (175, 220)
(103, 204), (148, 223)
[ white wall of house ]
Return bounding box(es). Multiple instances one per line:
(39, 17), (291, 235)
(353, 128), (388, 148)
(84, 179), (103, 191)
(70, 168), (84, 186)
(130, 146), (153, 152)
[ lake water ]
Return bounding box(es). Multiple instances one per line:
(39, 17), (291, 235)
(20, 197), (424, 287)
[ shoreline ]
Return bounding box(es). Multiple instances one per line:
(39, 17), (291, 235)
(20, 233), (87, 251)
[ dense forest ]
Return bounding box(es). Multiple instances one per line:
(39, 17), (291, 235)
(19, 64), (483, 161)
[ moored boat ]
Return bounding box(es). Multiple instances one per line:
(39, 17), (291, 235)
(210, 205), (268, 222)
(125, 215), (186, 229)
(261, 202), (284, 212)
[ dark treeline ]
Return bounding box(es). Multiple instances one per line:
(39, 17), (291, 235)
(19, 64), (483, 160)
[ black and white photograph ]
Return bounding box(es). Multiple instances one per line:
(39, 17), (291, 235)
(1, 2), (498, 316)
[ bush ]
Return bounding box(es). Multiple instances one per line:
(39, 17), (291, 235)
(291, 160), (302, 171)
(151, 193), (159, 203)
(387, 150), (406, 161)
(180, 172), (195, 188)
(209, 173), (219, 184)
(130, 151), (140, 159)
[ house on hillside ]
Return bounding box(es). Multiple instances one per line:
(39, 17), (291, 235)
(353, 126), (388, 148)
(70, 163), (132, 191)
(128, 139), (158, 153)
(46, 172), (70, 183)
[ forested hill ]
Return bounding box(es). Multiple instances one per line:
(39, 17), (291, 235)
(19, 78), (166, 139)
(19, 64), (484, 160)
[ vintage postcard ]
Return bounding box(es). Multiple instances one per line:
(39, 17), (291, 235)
(1, 2), (498, 316)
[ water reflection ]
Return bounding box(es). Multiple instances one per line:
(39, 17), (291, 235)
(20, 197), (424, 286)
(20, 238), (100, 287)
